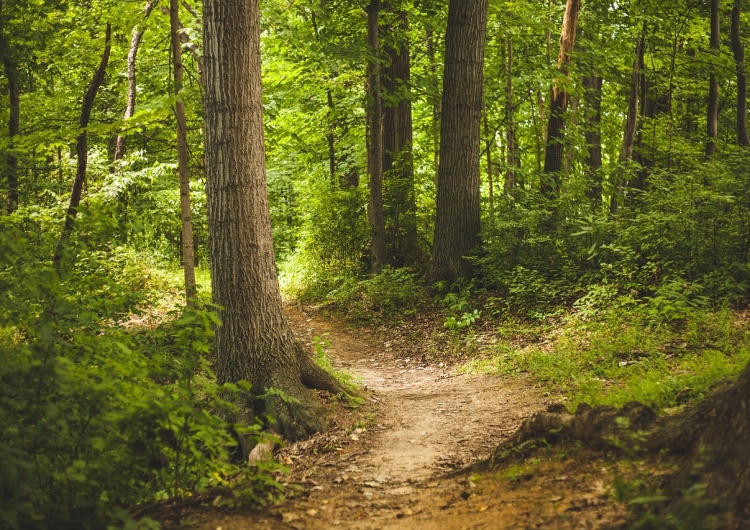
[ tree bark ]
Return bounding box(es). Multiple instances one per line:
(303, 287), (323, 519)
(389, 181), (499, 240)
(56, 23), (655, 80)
(366, 0), (387, 273)
(53, 23), (112, 267)
(426, 25), (441, 181)
(203, 0), (347, 445)
(505, 34), (519, 192)
(170, 0), (196, 302)
(611, 23), (646, 214)
(114, 0), (157, 161)
(582, 74), (603, 209)
(0, 0), (18, 213)
(310, 10), (337, 186)
(732, 0), (750, 147)
(382, 6), (419, 268)
(427, 0), (488, 285)
(706, 0), (720, 157)
(541, 0), (581, 200)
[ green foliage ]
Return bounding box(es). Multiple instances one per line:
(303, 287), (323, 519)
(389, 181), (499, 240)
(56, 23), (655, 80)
(313, 337), (362, 400)
(461, 304), (750, 412)
(0, 224), (279, 530)
(433, 279), (482, 330)
(311, 267), (425, 322)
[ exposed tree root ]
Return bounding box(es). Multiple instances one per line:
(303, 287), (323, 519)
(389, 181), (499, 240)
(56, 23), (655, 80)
(493, 366), (750, 527)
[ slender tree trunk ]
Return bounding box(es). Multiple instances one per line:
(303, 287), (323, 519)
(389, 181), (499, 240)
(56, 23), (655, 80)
(427, 0), (488, 285)
(202, 0), (347, 446)
(583, 74), (603, 208)
(611, 23), (646, 214)
(0, 1), (18, 213)
(732, 0), (750, 147)
(170, 0), (196, 302)
(426, 25), (441, 180)
(483, 111), (495, 220)
(366, 0), (387, 272)
(114, 0), (157, 161)
(541, 0), (581, 200)
(706, 0), (720, 156)
(310, 11), (337, 185)
(505, 35), (518, 191)
(54, 24), (111, 267)
(382, 6), (419, 267)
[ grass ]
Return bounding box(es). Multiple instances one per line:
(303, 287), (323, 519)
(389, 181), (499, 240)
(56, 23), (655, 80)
(460, 307), (750, 411)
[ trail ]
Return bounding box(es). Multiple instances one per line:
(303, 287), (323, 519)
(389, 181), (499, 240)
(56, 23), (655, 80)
(189, 306), (626, 529)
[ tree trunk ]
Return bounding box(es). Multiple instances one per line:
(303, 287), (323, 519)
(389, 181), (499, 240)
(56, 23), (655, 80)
(382, 6), (419, 268)
(310, 10), (337, 186)
(732, 0), (750, 147)
(611, 23), (646, 214)
(366, 0), (387, 273)
(706, 0), (720, 157)
(483, 112), (495, 221)
(0, 0), (19, 214)
(170, 0), (196, 302)
(582, 74), (603, 209)
(505, 35), (519, 191)
(426, 25), (441, 181)
(541, 0), (581, 200)
(114, 0), (157, 161)
(53, 24), (111, 267)
(202, 0), (347, 445)
(427, 0), (487, 285)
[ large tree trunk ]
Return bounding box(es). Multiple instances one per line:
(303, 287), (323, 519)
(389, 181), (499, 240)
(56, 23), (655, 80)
(0, 0), (19, 214)
(366, 0), (387, 273)
(541, 0), (581, 200)
(706, 0), (720, 157)
(170, 0), (196, 302)
(382, 6), (419, 268)
(202, 0), (347, 445)
(114, 0), (157, 161)
(732, 0), (750, 147)
(494, 360), (750, 525)
(611, 23), (646, 214)
(53, 24), (111, 267)
(427, 0), (488, 285)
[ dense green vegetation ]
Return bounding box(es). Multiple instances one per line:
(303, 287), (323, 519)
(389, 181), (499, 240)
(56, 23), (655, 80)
(3, 0), (750, 526)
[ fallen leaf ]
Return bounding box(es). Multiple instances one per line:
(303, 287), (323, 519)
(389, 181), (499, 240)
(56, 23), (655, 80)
(477, 505), (488, 512)
(281, 512), (299, 523)
(306, 509), (318, 517)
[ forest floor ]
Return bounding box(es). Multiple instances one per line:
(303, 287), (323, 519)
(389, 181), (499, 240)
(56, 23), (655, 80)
(176, 305), (632, 529)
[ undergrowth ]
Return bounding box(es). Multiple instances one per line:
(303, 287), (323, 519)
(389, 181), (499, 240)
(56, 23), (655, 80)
(460, 302), (750, 412)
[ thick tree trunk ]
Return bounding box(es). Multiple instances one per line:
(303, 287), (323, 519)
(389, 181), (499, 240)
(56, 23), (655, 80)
(706, 0), (720, 157)
(170, 0), (196, 302)
(427, 0), (488, 285)
(203, 0), (347, 445)
(114, 0), (157, 161)
(53, 24), (111, 267)
(366, 0), (387, 273)
(611, 23), (646, 214)
(382, 7), (419, 268)
(732, 0), (750, 147)
(541, 0), (581, 200)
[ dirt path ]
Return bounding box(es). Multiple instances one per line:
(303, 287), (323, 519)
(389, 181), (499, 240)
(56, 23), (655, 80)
(187, 307), (627, 529)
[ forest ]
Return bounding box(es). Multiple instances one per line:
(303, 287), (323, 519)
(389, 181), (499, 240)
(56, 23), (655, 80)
(2, 0), (750, 527)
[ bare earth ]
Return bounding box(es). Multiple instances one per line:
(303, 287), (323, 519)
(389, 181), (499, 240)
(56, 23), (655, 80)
(183, 306), (628, 529)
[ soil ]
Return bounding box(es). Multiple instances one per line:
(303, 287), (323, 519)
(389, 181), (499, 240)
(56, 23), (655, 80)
(175, 305), (630, 529)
